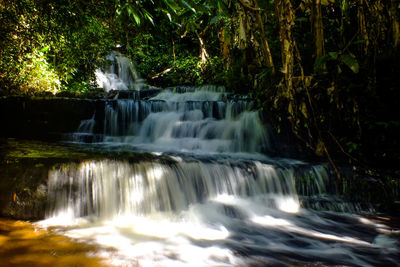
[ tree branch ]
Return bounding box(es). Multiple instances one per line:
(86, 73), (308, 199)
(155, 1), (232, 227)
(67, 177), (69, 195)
(238, 0), (261, 11)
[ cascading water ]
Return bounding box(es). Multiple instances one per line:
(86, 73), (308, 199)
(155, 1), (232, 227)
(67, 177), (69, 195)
(41, 86), (400, 266)
(95, 51), (145, 92)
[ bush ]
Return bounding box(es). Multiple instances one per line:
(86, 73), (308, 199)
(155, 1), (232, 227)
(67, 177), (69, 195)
(18, 49), (61, 94)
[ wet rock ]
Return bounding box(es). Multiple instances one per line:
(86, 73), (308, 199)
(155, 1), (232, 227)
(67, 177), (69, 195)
(0, 160), (50, 220)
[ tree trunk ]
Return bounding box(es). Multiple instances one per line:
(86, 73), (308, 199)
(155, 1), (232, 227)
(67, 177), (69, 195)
(219, 28), (231, 69)
(237, 0), (275, 72)
(274, 0), (295, 97)
(196, 32), (209, 67)
(253, 0), (275, 73)
(311, 0), (325, 66)
(358, 0), (369, 55)
(389, 0), (400, 49)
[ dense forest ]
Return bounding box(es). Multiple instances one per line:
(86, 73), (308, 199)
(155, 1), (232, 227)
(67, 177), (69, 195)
(1, 0), (399, 170)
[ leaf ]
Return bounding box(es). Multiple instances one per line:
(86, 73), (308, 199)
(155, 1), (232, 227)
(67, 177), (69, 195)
(341, 54), (359, 73)
(314, 54), (331, 70)
(186, 0), (209, 13)
(40, 46), (50, 52)
(126, 5), (141, 25)
(132, 12), (141, 25)
(210, 15), (220, 25)
(301, 102), (308, 119)
(346, 141), (358, 153)
(162, 0), (178, 15)
(217, 1), (229, 15)
(180, 0), (196, 13)
(351, 40), (366, 45)
(375, 121), (389, 128)
(143, 10), (154, 25)
(166, 12), (172, 22)
(295, 17), (308, 23)
(328, 51), (338, 60)
(321, 0), (331, 5)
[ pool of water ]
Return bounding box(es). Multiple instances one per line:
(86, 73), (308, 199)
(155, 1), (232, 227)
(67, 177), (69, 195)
(0, 218), (107, 267)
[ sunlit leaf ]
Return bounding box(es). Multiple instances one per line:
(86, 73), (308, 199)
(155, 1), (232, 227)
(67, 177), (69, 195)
(40, 46), (50, 52)
(181, 0), (196, 13)
(143, 10), (154, 25)
(321, 0), (333, 6)
(162, 0), (178, 15)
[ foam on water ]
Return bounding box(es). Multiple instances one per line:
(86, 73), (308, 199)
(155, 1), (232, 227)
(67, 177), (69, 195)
(39, 158), (400, 266)
(95, 52), (145, 92)
(44, 86), (400, 266)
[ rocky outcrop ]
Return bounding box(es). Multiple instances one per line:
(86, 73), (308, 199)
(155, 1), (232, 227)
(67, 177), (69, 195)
(0, 159), (50, 220)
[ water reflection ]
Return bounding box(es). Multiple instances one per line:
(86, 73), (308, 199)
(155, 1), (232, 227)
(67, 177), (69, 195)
(0, 219), (106, 267)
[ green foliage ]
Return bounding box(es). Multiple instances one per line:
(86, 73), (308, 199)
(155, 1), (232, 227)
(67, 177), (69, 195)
(346, 141), (358, 154)
(0, 0), (116, 95)
(223, 64), (253, 93)
(0, 0), (398, 168)
(62, 81), (93, 94)
(340, 54), (359, 74)
(18, 49), (61, 94)
(170, 56), (203, 85)
(314, 52), (359, 74)
(202, 56), (225, 84)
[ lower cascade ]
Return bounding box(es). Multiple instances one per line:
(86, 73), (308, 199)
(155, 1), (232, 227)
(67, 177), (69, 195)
(40, 87), (399, 266)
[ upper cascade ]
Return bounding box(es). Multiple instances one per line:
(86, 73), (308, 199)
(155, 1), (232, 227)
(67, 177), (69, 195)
(72, 86), (271, 157)
(95, 51), (146, 92)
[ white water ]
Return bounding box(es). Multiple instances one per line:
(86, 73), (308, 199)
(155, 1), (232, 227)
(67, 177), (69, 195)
(98, 87), (270, 157)
(42, 87), (400, 266)
(95, 52), (145, 92)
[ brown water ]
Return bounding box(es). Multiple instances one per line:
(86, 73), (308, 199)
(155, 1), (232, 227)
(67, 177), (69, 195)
(0, 219), (106, 267)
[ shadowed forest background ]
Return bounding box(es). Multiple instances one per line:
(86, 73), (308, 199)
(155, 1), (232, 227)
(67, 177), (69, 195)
(1, 0), (399, 170)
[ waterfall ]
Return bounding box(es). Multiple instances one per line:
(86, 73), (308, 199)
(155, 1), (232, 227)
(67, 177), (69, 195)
(47, 159), (301, 218)
(95, 52), (145, 92)
(72, 86), (271, 155)
(42, 86), (399, 267)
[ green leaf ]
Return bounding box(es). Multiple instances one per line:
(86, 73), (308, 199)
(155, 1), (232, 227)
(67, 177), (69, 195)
(180, 0), (196, 13)
(351, 40), (366, 45)
(328, 51), (338, 60)
(217, 1), (229, 15)
(314, 54), (331, 70)
(295, 17), (308, 22)
(125, 5), (141, 25)
(341, 54), (359, 73)
(166, 12), (172, 21)
(162, 0), (178, 15)
(143, 10), (154, 25)
(210, 15), (220, 25)
(346, 141), (358, 153)
(40, 46), (50, 52)
(132, 13), (141, 25)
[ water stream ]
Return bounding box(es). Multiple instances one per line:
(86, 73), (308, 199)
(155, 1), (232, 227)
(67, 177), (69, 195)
(95, 52), (146, 92)
(39, 86), (399, 266)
